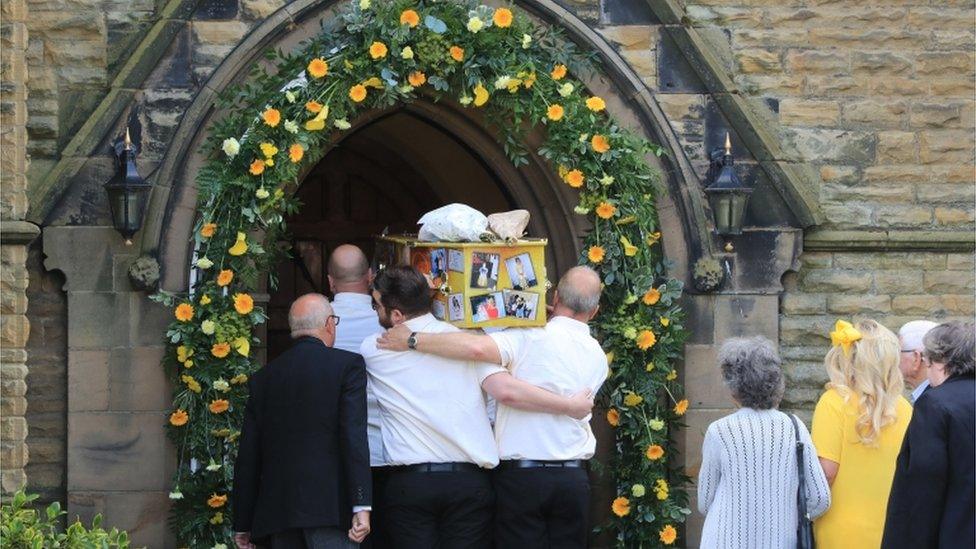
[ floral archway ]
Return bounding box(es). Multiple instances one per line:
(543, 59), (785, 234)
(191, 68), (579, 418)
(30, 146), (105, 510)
(152, 1), (690, 546)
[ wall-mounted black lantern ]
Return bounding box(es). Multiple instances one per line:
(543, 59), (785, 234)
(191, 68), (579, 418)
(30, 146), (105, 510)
(704, 133), (753, 241)
(104, 128), (152, 245)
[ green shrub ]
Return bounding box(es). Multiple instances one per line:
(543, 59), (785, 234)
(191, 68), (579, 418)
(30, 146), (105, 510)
(1, 490), (130, 548)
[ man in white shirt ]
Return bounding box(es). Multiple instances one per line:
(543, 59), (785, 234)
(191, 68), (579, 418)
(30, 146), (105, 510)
(898, 320), (939, 404)
(377, 266), (608, 548)
(361, 266), (594, 548)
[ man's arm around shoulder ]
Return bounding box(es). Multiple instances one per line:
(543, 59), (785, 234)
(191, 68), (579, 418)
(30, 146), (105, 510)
(376, 324), (502, 364)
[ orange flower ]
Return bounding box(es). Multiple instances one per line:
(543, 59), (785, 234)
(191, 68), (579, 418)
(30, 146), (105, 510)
(169, 409), (189, 426)
(368, 41), (388, 59)
(493, 7), (513, 27)
(216, 269), (233, 287)
(200, 223), (216, 238)
(643, 287), (661, 305)
(587, 245), (605, 263)
(249, 159), (266, 176)
(606, 408), (620, 427)
(591, 134), (610, 153)
(174, 303), (194, 322)
(564, 169), (584, 188)
(307, 57), (328, 78)
(207, 494), (227, 508)
(209, 399), (229, 414)
(400, 9), (419, 27)
(211, 342), (231, 358)
(262, 108), (281, 127)
(645, 444), (665, 460)
(449, 46), (464, 62)
(586, 96), (606, 112)
(408, 71), (426, 87)
(349, 84), (367, 103)
(611, 496), (630, 517)
(659, 525), (677, 545)
(595, 202), (616, 219)
(547, 104), (564, 121)
(234, 293), (254, 315)
(674, 399), (689, 416)
(637, 329), (657, 350)
(551, 64), (567, 80)
(289, 143), (304, 163)
(305, 100), (323, 113)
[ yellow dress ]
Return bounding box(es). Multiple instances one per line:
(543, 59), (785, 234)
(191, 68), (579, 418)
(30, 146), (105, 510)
(811, 388), (912, 548)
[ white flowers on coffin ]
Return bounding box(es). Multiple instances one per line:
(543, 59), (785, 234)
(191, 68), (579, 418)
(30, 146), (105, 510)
(487, 209), (530, 240)
(417, 203), (488, 242)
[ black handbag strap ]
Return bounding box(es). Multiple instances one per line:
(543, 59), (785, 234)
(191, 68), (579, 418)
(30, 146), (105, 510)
(789, 413), (810, 521)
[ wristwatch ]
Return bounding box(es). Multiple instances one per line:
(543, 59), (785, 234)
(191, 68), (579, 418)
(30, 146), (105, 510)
(407, 332), (419, 350)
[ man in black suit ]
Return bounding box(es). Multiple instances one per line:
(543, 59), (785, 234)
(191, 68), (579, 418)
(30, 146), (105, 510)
(233, 293), (372, 548)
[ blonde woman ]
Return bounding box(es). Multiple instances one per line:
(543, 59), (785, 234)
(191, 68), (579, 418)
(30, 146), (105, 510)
(811, 319), (912, 548)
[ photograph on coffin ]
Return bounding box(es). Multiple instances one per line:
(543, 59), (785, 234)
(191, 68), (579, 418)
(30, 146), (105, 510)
(470, 292), (506, 323)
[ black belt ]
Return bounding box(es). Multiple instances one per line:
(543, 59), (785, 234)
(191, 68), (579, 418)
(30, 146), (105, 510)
(498, 459), (585, 469)
(389, 462), (483, 473)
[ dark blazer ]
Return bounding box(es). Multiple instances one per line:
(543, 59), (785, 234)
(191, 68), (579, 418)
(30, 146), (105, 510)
(882, 373), (975, 549)
(232, 336), (371, 539)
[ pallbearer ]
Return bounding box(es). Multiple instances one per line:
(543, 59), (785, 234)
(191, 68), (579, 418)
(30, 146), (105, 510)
(378, 266), (609, 548)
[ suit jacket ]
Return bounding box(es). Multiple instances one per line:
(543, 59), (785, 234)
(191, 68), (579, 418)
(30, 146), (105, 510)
(232, 336), (371, 539)
(882, 373), (975, 549)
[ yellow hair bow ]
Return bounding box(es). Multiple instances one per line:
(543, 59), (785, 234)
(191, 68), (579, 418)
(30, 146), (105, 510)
(830, 320), (862, 355)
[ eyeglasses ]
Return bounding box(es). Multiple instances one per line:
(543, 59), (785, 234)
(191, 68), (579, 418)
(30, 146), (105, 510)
(328, 314), (341, 326)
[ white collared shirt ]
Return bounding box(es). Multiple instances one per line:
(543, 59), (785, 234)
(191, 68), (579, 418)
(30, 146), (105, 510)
(331, 292), (385, 467)
(487, 316), (609, 460)
(360, 314), (505, 468)
(911, 379), (930, 404)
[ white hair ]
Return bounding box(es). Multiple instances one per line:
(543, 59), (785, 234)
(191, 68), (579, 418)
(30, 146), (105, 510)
(898, 320), (939, 352)
(289, 294), (333, 338)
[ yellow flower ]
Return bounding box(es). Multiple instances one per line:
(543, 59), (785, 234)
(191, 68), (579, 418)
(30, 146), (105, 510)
(655, 479), (670, 500)
(606, 408), (620, 427)
(400, 9), (419, 27)
(169, 409), (188, 426)
(551, 64), (567, 80)
(182, 375), (201, 393)
(289, 143), (304, 163)
(647, 231), (662, 246)
(233, 336), (250, 357)
(666, 370), (678, 381)
(591, 134), (610, 153)
(632, 484), (646, 497)
(230, 373), (248, 385)
(623, 392), (643, 407)
(546, 104), (564, 121)
(261, 108), (281, 127)
(595, 202), (616, 219)
(259, 142), (278, 158)
(349, 84), (367, 103)
(408, 71), (426, 87)
(587, 245), (605, 263)
(368, 41), (388, 59)
(234, 293), (254, 315)
(586, 96), (606, 112)
(606, 351), (614, 364)
(660, 525), (677, 545)
(660, 317), (671, 327)
(493, 7), (513, 27)
(200, 223), (216, 238)
(519, 71), (536, 88)
(211, 342), (231, 358)
(645, 444), (665, 460)
(249, 159), (265, 176)
(199, 294), (211, 305)
(473, 83), (489, 107)
(307, 57), (328, 78)
(637, 329), (657, 350)
(209, 399), (229, 414)
(620, 235), (638, 257)
(207, 494), (227, 508)
(228, 232), (248, 256)
(643, 287), (661, 305)
(674, 398), (689, 416)
(363, 76), (384, 89)
(450, 46), (464, 62)
(305, 104), (329, 131)
(209, 512), (224, 525)
(611, 496), (630, 517)
(216, 269), (233, 287)
(176, 345), (193, 363)
(646, 361), (655, 372)
(175, 303), (194, 322)
(649, 418), (665, 430)
(564, 169), (584, 188)
(306, 100), (323, 113)
(830, 319), (862, 355)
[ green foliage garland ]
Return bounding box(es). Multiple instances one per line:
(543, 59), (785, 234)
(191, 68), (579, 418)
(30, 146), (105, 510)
(153, 1), (690, 546)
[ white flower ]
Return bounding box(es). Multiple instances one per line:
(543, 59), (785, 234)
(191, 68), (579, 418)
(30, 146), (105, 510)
(494, 76), (513, 90)
(573, 205), (590, 215)
(467, 16), (484, 33)
(359, 0), (370, 9)
(283, 119), (299, 134)
(521, 33), (532, 49)
(201, 320), (216, 335)
(205, 458), (222, 471)
(649, 418), (665, 431)
(168, 490), (183, 500)
(558, 82), (574, 97)
(213, 378), (230, 392)
(624, 293), (638, 304)
(401, 46), (414, 59)
(255, 187), (270, 199)
(398, 84), (415, 94)
(213, 544), (227, 549)
(459, 95), (473, 106)
(195, 256), (213, 269)
(221, 137), (240, 158)
(284, 90), (296, 103)
(600, 173), (615, 186)
(334, 118), (351, 130)
(579, 133), (589, 143)
(623, 326), (638, 340)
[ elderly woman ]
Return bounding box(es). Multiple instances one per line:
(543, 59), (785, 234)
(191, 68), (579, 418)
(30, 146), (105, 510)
(698, 337), (830, 548)
(882, 321), (975, 549)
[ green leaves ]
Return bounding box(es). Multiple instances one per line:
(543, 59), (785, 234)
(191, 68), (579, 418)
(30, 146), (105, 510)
(0, 490), (130, 548)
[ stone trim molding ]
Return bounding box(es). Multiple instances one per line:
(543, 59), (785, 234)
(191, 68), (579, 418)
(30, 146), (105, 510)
(0, 221), (41, 245)
(804, 229), (976, 253)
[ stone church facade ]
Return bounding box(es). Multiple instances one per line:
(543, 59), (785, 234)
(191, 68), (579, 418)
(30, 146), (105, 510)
(1, 0), (972, 546)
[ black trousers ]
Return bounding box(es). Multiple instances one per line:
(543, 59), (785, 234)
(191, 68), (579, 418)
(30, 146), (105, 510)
(383, 468), (493, 549)
(493, 466), (590, 549)
(362, 466), (391, 549)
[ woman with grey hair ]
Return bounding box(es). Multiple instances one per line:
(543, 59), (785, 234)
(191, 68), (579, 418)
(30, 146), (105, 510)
(882, 321), (975, 548)
(697, 336), (830, 548)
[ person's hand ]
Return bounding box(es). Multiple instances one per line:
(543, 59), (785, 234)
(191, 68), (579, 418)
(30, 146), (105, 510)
(348, 510), (371, 543)
(567, 389), (595, 420)
(233, 532), (255, 549)
(377, 324), (412, 352)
